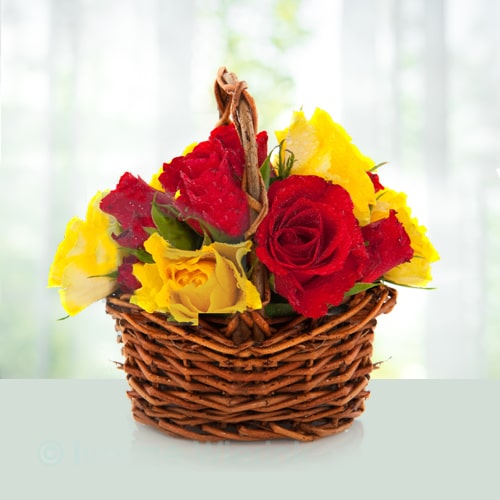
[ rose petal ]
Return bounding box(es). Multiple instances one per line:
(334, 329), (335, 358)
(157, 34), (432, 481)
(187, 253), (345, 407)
(361, 210), (414, 282)
(100, 172), (171, 249)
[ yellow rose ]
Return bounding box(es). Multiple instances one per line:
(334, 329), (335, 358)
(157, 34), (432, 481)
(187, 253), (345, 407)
(48, 191), (122, 315)
(130, 233), (262, 324)
(371, 189), (439, 286)
(275, 108), (376, 225)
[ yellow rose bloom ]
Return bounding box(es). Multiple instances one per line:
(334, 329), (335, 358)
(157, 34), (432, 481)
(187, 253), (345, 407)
(48, 191), (122, 315)
(275, 108), (376, 225)
(130, 233), (262, 324)
(371, 189), (440, 286)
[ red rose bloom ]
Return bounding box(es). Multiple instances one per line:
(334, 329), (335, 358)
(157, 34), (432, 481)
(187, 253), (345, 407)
(361, 210), (414, 282)
(159, 124), (268, 240)
(255, 175), (369, 317)
(100, 172), (171, 248)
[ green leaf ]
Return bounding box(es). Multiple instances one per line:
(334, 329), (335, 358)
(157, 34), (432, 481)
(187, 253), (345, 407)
(369, 161), (388, 172)
(260, 154), (272, 190)
(344, 282), (381, 297)
(128, 247), (154, 263)
(274, 140), (296, 180)
(88, 270), (118, 279)
(269, 273), (276, 291)
(264, 302), (296, 317)
(195, 218), (245, 245)
(283, 149), (295, 178)
(200, 227), (213, 246)
(151, 199), (202, 250)
(382, 278), (436, 290)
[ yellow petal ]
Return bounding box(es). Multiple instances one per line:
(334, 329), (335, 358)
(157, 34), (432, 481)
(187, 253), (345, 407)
(372, 188), (440, 286)
(149, 171), (165, 191)
(275, 108), (376, 225)
(58, 263), (117, 315)
(130, 261), (170, 313)
(130, 234), (261, 324)
(48, 191), (122, 315)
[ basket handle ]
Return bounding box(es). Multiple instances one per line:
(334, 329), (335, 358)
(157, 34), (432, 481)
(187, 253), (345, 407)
(214, 67), (269, 240)
(214, 67), (270, 315)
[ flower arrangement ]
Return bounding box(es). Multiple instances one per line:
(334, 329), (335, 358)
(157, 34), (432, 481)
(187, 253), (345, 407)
(48, 69), (439, 340)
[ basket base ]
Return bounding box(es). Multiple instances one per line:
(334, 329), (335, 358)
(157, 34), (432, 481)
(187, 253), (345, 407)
(126, 382), (370, 442)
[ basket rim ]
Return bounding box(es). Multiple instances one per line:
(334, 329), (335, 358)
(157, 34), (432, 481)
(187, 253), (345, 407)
(106, 284), (396, 355)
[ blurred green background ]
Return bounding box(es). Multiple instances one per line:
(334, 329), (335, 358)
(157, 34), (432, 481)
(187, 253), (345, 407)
(1, 0), (499, 378)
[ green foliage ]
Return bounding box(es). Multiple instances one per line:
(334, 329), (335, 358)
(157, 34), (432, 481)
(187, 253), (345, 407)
(369, 162), (388, 172)
(264, 302), (295, 317)
(274, 140), (296, 180)
(127, 247), (154, 264)
(259, 152), (272, 189)
(345, 282), (381, 296)
(259, 139), (297, 188)
(151, 199), (202, 250)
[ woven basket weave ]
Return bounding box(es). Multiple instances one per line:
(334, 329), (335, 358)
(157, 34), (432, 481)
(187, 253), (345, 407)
(105, 68), (398, 442)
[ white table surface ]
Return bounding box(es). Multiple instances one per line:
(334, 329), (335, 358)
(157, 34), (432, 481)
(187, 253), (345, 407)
(1, 379), (498, 499)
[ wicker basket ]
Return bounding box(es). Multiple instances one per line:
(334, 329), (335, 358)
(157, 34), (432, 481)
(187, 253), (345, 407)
(107, 285), (396, 442)
(105, 68), (398, 442)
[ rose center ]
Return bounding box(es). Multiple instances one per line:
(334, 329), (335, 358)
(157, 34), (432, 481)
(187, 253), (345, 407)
(170, 259), (214, 288)
(274, 210), (322, 265)
(277, 226), (318, 250)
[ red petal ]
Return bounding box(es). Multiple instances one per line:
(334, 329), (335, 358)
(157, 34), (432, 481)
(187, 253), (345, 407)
(361, 210), (414, 282)
(367, 171), (384, 192)
(100, 172), (171, 248)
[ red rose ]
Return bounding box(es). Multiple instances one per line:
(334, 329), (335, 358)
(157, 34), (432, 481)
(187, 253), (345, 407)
(255, 175), (369, 317)
(367, 171), (384, 192)
(159, 124), (268, 240)
(361, 210), (414, 282)
(117, 255), (141, 291)
(100, 172), (170, 248)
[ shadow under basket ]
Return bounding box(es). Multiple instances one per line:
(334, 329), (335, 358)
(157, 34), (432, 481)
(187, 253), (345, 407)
(106, 285), (397, 442)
